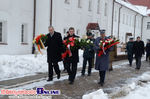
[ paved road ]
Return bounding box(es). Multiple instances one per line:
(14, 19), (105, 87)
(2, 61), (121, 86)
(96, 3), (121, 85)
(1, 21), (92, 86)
(0, 59), (150, 99)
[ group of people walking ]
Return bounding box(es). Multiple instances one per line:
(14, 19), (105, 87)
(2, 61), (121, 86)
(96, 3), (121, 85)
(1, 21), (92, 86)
(126, 36), (150, 69)
(44, 26), (149, 87)
(44, 26), (113, 86)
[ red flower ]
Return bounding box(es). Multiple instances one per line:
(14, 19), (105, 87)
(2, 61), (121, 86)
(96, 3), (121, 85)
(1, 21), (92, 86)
(69, 37), (75, 41)
(70, 42), (75, 47)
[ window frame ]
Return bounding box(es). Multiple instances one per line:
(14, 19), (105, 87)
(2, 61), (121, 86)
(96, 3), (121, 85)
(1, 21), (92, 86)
(0, 22), (3, 43)
(88, 0), (92, 12)
(147, 22), (150, 30)
(21, 24), (28, 45)
(104, 3), (108, 16)
(97, 0), (100, 14)
(64, 0), (70, 4)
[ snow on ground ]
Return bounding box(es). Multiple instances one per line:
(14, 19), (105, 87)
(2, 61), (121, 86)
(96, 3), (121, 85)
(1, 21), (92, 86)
(82, 89), (108, 99)
(118, 82), (150, 99)
(82, 72), (150, 99)
(0, 50), (83, 81)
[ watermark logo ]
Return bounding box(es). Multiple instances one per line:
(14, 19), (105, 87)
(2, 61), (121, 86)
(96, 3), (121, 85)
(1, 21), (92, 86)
(37, 88), (61, 95)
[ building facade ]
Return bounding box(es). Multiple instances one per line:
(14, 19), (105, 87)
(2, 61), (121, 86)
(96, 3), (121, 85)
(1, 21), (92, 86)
(0, 0), (149, 55)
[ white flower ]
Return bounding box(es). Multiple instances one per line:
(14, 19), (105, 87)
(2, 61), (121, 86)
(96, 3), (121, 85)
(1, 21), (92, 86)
(78, 38), (81, 42)
(87, 40), (90, 43)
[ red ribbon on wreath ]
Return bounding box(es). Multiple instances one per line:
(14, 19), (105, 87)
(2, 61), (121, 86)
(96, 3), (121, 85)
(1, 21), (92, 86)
(98, 41), (119, 57)
(62, 37), (75, 59)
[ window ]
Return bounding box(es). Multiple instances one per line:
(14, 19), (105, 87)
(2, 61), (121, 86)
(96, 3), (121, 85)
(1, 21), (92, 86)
(0, 22), (2, 42)
(126, 15), (128, 25)
(65, 0), (70, 4)
(114, 11), (117, 22)
(147, 22), (150, 29)
(63, 28), (67, 37)
(76, 29), (80, 35)
(21, 24), (28, 44)
(97, 0), (100, 14)
(0, 21), (7, 43)
(88, 0), (92, 11)
(129, 16), (132, 26)
(104, 3), (108, 16)
(78, 0), (82, 8)
(123, 14), (125, 24)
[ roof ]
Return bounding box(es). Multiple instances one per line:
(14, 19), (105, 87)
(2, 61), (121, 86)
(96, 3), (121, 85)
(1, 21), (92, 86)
(116, 0), (150, 16)
(86, 23), (100, 30)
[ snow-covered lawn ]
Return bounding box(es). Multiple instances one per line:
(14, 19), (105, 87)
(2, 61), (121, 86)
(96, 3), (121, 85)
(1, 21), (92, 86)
(0, 50), (83, 81)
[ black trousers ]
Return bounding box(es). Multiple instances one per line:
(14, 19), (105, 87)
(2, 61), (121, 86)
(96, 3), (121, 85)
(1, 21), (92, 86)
(66, 62), (78, 82)
(99, 71), (106, 83)
(48, 62), (60, 79)
(82, 57), (92, 75)
(63, 61), (67, 70)
(146, 53), (150, 61)
(135, 57), (142, 69)
(128, 54), (133, 65)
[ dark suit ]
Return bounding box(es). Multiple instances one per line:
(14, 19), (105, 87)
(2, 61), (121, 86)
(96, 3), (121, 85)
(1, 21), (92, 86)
(146, 43), (150, 61)
(126, 41), (134, 66)
(82, 38), (94, 75)
(63, 34), (80, 82)
(133, 40), (145, 69)
(45, 32), (63, 79)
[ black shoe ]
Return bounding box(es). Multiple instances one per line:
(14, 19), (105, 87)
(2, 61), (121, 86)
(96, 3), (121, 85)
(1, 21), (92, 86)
(63, 69), (66, 72)
(88, 74), (91, 76)
(69, 81), (74, 85)
(129, 63), (132, 66)
(98, 82), (104, 86)
(57, 74), (60, 79)
(135, 68), (140, 70)
(47, 78), (53, 82)
(109, 68), (113, 71)
(68, 75), (71, 81)
(81, 74), (85, 76)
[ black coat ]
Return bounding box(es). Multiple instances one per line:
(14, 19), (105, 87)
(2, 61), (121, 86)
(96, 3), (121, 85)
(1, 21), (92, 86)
(64, 34), (80, 63)
(126, 41), (134, 56)
(45, 32), (63, 63)
(133, 40), (145, 58)
(146, 43), (150, 56)
(83, 38), (94, 59)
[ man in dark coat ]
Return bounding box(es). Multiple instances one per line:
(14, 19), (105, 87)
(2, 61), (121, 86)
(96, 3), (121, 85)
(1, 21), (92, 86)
(133, 36), (145, 70)
(64, 27), (80, 84)
(146, 39), (150, 61)
(44, 26), (63, 81)
(94, 29), (113, 86)
(126, 37), (134, 66)
(81, 32), (94, 76)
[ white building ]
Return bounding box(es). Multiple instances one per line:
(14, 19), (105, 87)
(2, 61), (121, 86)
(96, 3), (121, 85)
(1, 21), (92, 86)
(0, 0), (114, 54)
(113, 0), (150, 43)
(0, 0), (149, 55)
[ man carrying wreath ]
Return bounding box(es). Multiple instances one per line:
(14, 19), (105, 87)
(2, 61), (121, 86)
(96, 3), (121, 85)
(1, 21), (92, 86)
(94, 29), (113, 86)
(63, 27), (80, 84)
(44, 26), (64, 81)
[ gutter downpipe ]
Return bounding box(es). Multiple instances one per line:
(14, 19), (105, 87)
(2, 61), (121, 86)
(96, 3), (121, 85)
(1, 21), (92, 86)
(141, 16), (144, 39)
(111, 0), (115, 36)
(118, 5), (123, 39)
(32, 0), (36, 54)
(50, 0), (53, 26)
(134, 13), (138, 39)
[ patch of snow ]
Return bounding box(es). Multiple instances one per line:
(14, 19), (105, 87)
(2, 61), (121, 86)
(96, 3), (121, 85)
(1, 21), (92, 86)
(0, 50), (84, 81)
(82, 89), (108, 99)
